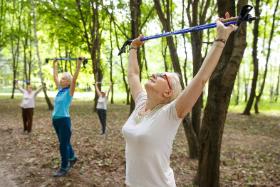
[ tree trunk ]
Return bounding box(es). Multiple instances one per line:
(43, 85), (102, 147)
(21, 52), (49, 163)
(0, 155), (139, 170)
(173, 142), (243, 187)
(154, 0), (202, 159)
(11, 40), (19, 99)
(76, 0), (102, 111)
(0, 0), (6, 48)
(161, 38), (169, 72)
(31, 0), (53, 110)
(197, 1), (247, 186)
(113, 21), (130, 105)
(129, 0), (142, 113)
(142, 45), (149, 79)
(23, 37), (28, 81)
(254, 0), (279, 113)
(181, 0), (188, 85)
(190, 18), (203, 142)
(243, 0), (260, 115)
(275, 64), (280, 102)
(11, 0), (23, 99)
(109, 16), (114, 104)
(28, 19), (32, 81)
(243, 67), (249, 102)
(153, 0), (183, 84)
(235, 72), (240, 105)
(182, 114), (199, 158)
(186, 0), (212, 159)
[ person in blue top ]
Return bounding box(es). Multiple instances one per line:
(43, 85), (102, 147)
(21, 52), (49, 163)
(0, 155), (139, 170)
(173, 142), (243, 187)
(52, 57), (84, 177)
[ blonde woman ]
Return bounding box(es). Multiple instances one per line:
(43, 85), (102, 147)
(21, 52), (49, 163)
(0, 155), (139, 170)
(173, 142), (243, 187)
(122, 14), (237, 186)
(52, 57), (83, 177)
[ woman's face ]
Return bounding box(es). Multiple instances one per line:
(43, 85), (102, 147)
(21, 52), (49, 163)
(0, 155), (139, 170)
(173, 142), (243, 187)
(27, 85), (32, 93)
(60, 75), (71, 88)
(101, 92), (106, 97)
(145, 72), (172, 98)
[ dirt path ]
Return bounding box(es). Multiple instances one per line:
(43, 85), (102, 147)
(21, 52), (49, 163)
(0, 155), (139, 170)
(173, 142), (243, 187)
(0, 128), (18, 187)
(0, 166), (17, 187)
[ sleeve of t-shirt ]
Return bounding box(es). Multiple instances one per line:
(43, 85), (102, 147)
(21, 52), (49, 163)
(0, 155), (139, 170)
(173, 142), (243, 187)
(134, 91), (147, 111)
(154, 100), (182, 139)
(165, 100), (182, 122)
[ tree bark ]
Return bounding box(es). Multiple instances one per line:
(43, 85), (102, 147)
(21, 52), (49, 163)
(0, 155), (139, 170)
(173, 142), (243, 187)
(275, 64), (280, 102)
(154, 0), (202, 159)
(109, 16), (114, 104)
(235, 72), (240, 105)
(185, 0), (212, 159)
(76, 0), (102, 111)
(0, 0), (6, 48)
(113, 20), (130, 105)
(197, 0), (247, 186)
(243, 0), (260, 115)
(254, 0), (279, 113)
(11, 0), (23, 99)
(129, 0), (142, 113)
(243, 67), (249, 102)
(31, 0), (53, 110)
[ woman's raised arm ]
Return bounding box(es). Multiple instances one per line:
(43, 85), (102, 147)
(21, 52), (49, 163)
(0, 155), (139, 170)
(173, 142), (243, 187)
(175, 15), (237, 118)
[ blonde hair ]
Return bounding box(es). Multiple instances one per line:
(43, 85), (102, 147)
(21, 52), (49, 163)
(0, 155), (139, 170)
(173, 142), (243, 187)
(168, 72), (182, 101)
(62, 72), (72, 85)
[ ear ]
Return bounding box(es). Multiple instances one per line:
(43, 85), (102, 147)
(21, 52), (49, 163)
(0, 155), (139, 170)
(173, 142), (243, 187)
(162, 89), (172, 98)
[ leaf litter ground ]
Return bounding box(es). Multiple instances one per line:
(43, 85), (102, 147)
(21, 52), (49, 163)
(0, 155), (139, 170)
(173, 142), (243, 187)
(0, 96), (279, 187)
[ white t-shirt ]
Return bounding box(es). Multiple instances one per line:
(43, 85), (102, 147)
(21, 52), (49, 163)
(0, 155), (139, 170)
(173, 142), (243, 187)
(19, 88), (40, 108)
(96, 96), (107, 110)
(122, 91), (182, 187)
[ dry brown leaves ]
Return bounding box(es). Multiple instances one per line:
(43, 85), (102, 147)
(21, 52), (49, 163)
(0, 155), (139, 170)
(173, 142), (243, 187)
(0, 97), (279, 187)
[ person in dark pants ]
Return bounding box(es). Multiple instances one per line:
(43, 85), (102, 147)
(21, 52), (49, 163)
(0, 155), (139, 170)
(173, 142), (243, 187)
(52, 57), (84, 177)
(16, 82), (44, 133)
(94, 83), (112, 135)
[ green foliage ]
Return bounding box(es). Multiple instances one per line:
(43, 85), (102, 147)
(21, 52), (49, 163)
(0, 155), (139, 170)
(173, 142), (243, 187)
(0, 0), (279, 105)
(229, 101), (280, 114)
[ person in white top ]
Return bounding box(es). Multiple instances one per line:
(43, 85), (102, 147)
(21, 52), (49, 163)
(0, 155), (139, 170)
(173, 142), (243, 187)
(122, 13), (237, 187)
(16, 81), (44, 133)
(94, 82), (112, 135)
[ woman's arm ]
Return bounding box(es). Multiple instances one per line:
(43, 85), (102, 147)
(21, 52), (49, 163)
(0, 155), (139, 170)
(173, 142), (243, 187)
(15, 81), (25, 93)
(53, 59), (59, 88)
(128, 35), (144, 101)
(70, 57), (83, 96)
(175, 16), (237, 118)
(34, 84), (45, 96)
(95, 83), (102, 97)
(106, 83), (112, 97)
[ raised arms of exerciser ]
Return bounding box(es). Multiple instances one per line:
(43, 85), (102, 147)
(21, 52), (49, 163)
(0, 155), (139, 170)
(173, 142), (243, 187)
(70, 58), (83, 96)
(53, 60), (59, 88)
(15, 81), (25, 93)
(128, 35), (144, 101)
(34, 83), (45, 96)
(175, 14), (237, 118)
(95, 83), (102, 97)
(106, 83), (112, 97)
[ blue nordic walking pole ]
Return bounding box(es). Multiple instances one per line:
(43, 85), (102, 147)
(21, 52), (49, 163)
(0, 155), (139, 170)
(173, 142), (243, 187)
(45, 57), (88, 68)
(118, 5), (257, 55)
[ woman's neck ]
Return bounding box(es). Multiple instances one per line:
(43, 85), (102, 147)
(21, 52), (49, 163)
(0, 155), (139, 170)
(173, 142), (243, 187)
(145, 97), (162, 111)
(61, 85), (70, 89)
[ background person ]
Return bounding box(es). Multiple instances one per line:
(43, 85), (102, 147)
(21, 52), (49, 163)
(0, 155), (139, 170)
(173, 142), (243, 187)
(16, 81), (44, 133)
(94, 82), (112, 135)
